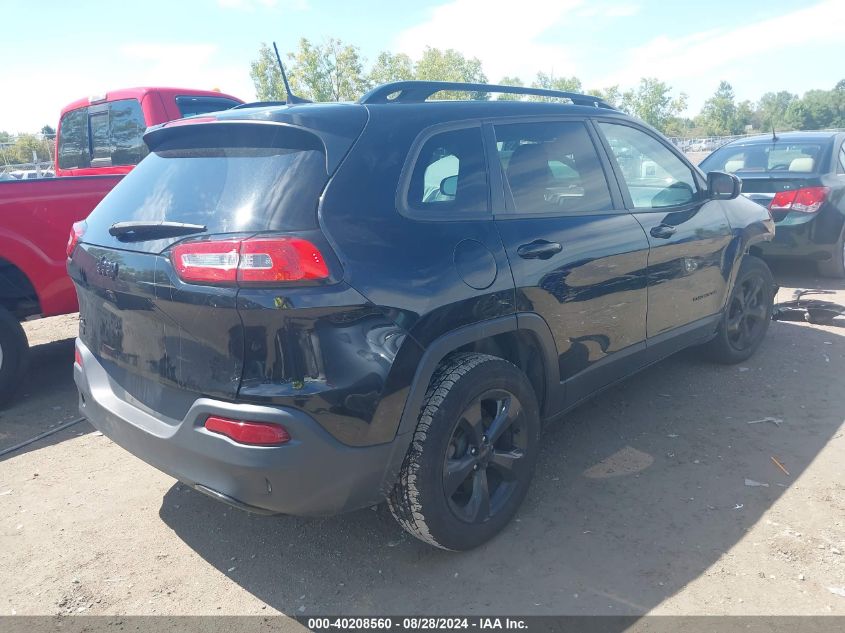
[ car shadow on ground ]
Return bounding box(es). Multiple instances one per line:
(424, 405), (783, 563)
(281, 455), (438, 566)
(158, 316), (844, 616)
(0, 337), (87, 460)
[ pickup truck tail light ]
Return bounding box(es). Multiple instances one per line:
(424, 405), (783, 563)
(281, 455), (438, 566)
(769, 187), (830, 214)
(66, 221), (87, 258)
(171, 236), (329, 285)
(204, 416), (291, 445)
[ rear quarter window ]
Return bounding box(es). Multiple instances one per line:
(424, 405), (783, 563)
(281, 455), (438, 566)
(405, 126), (489, 216)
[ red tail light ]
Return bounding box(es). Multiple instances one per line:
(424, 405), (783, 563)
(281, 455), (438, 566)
(769, 186), (829, 214)
(74, 347), (83, 368)
(66, 221), (87, 258)
(171, 237), (329, 285)
(204, 416), (291, 446)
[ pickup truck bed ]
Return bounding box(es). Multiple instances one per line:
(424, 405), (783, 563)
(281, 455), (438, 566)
(0, 175), (121, 404)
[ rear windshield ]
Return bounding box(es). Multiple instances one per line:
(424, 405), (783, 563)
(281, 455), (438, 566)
(701, 141), (828, 175)
(83, 126), (328, 251)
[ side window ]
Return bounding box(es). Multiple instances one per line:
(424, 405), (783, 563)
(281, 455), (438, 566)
(838, 145), (845, 174)
(57, 107), (90, 170)
(494, 120), (612, 214)
(109, 99), (148, 166)
(599, 122), (699, 209)
(407, 127), (488, 214)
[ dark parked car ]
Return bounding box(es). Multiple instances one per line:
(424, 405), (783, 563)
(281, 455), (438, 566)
(700, 131), (845, 277)
(69, 81), (774, 550)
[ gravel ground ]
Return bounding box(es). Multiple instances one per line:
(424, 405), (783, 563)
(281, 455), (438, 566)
(0, 263), (843, 616)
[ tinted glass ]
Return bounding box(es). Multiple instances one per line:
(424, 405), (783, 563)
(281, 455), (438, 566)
(110, 99), (148, 166)
(494, 121), (612, 213)
(89, 107), (112, 167)
(701, 141), (826, 174)
(84, 128), (328, 251)
(599, 122), (698, 208)
(176, 96), (241, 117)
(57, 107), (90, 170)
(408, 127), (488, 213)
(839, 146), (845, 174)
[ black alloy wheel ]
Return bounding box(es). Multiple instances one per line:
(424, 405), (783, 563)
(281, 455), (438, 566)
(726, 274), (769, 351)
(443, 389), (527, 524)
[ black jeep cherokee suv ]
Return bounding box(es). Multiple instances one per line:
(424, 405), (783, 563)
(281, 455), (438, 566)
(69, 81), (775, 550)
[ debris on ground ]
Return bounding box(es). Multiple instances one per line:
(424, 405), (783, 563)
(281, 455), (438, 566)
(828, 587), (845, 598)
(747, 417), (782, 426)
(745, 479), (770, 487)
(770, 456), (790, 476)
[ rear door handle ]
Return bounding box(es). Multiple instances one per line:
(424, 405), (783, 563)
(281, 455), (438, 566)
(650, 224), (677, 239)
(516, 240), (562, 260)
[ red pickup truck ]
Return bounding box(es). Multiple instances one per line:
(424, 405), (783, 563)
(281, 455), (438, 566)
(0, 87), (242, 405)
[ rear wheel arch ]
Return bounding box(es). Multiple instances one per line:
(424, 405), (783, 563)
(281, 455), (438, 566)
(0, 257), (41, 319)
(395, 314), (559, 439)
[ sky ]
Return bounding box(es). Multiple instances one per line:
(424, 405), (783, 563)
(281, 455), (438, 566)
(2, 0), (844, 133)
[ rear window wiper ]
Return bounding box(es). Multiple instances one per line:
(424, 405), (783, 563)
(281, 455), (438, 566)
(108, 221), (207, 241)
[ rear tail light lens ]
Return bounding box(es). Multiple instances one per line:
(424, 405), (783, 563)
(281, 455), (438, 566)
(769, 186), (829, 214)
(66, 221), (86, 258)
(171, 237), (329, 285)
(172, 240), (241, 284)
(74, 347), (83, 368)
(204, 416), (291, 446)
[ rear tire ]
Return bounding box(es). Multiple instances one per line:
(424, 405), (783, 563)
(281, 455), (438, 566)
(388, 353), (540, 551)
(0, 307), (28, 407)
(701, 255), (774, 364)
(817, 229), (845, 279)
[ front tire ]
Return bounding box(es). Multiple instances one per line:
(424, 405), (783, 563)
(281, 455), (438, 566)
(0, 307), (28, 407)
(388, 353), (540, 550)
(701, 255), (774, 364)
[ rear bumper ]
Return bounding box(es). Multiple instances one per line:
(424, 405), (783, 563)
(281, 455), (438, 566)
(757, 221), (837, 262)
(74, 340), (410, 516)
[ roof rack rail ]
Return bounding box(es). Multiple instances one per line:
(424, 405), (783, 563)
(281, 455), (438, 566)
(358, 81), (615, 109)
(231, 100), (288, 110)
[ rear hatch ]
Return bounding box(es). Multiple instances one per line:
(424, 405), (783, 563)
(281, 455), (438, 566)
(68, 108), (366, 417)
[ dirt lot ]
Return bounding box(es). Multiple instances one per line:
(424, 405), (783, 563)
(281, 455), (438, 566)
(1, 262), (843, 617)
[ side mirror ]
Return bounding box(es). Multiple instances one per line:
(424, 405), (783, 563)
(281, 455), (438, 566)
(707, 171), (741, 200)
(439, 175), (458, 197)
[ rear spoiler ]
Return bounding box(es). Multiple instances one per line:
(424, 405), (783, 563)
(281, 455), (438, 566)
(143, 105), (367, 174)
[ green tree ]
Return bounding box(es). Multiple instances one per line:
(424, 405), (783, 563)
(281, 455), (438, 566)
(249, 42), (285, 101)
(619, 77), (687, 132)
(495, 75), (524, 101)
(250, 38), (368, 102)
(735, 100), (755, 133)
(368, 51), (414, 86)
(799, 88), (845, 129)
(40, 124), (56, 137)
(698, 81), (743, 136)
(2, 134), (51, 164)
(414, 47), (488, 99)
(530, 72), (581, 102)
(287, 37), (368, 102)
(757, 91), (798, 131)
(587, 85), (621, 107)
